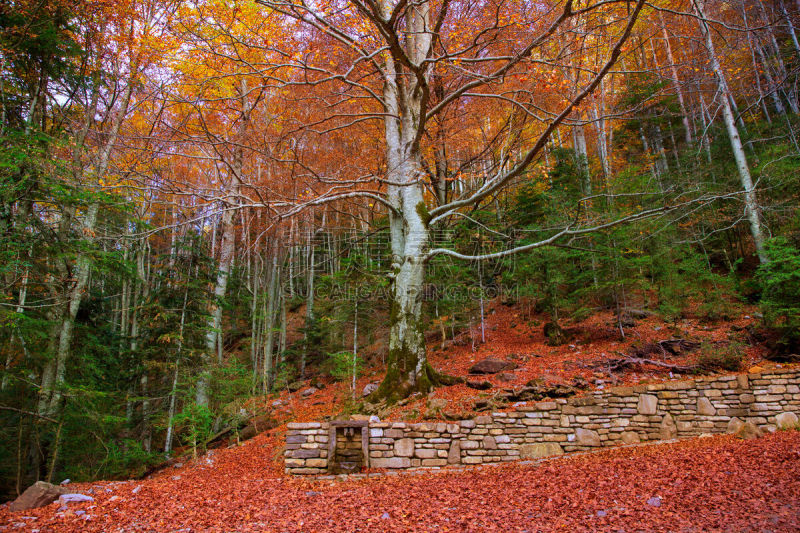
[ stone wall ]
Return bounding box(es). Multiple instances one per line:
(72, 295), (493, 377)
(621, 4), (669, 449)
(284, 367), (800, 475)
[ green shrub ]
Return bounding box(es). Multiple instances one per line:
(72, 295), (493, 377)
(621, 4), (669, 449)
(172, 403), (214, 458)
(756, 237), (800, 353)
(325, 351), (363, 397)
(697, 342), (744, 372)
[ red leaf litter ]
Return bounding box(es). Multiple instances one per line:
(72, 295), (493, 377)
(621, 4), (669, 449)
(2, 431), (799, 532)
(3, 304), (797, 532)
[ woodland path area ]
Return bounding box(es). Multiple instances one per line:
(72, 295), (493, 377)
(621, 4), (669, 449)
(2, 430), (799, 532)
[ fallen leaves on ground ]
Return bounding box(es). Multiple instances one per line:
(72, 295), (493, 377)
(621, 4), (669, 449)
(266, 303), (774, 425)
(3, 431), (799, 532)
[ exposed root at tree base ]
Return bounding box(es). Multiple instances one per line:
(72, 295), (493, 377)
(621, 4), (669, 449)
(367, 363), (463, 406)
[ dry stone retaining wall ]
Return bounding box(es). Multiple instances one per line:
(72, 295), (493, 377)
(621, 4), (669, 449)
(284, 367), (800, 475)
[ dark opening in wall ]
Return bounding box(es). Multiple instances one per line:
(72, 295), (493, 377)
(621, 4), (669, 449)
(328, 421), (369, 474)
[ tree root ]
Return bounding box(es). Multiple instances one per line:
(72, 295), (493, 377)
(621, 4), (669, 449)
(368, 362), (463, 406)
(588, 354), (696, 373)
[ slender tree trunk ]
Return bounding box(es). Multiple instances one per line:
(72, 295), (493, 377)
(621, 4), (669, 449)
(694, 0), (768, 264)
(2, 264), (29, 391)
(196, 77), (250, 406)
(660, 14), (693, 144)
(165, 284), (189, 455)
(779, 0), (800, 53)
(301, 221), (314, 379)
(262, 253), (279, 391)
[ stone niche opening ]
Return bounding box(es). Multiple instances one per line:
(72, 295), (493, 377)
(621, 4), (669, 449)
(328, 420), (369, 474)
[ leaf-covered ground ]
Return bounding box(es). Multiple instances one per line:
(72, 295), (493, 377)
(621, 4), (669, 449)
(3, 431), (799, 532)
(267, 304), (772, 423)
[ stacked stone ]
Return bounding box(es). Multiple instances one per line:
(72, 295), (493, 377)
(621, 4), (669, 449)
(284, 422), (329, 475)
(284, 367), (800, 475)
(368, 422), (462, 468)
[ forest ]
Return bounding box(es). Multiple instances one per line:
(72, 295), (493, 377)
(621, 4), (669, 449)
(1, 0), (799, 512)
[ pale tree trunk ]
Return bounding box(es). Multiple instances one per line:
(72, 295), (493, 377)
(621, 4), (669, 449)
(373, 0), (449, 402)
(196, 203), (236, 405)
(2, 264), (30, 391)
(130, 238), (152, 452)
(196, 78), (250, 406)
(755, 43), (787, 115)
(592, 104), (611, 180)
(573, 118), (599, 286)
(249, 254), (260, 385)
(659, 14), (693, 144)
(572, 122), (591, 193)
(262, 253), (279, 392)
(743, 2), (788, 117)
(694, 0), (767, 264)
(351, 299), (358, 399)
(697, 85), (714, 164)
(164, 283), (189, 455)
(756, 1), (799, 113)
(279, 294), (287, 359)
(301, 220), (314, 379)
(779, 0), (800, 53)
(39, 43), (141, 417)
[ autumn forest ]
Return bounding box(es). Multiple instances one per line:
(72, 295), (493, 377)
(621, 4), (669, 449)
(1, 0), (800, 528)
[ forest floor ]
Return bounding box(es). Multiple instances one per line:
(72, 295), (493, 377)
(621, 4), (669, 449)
(266, 301), (774, 423)
(1, 431), (799, 532)
(4, 303), (799, 532)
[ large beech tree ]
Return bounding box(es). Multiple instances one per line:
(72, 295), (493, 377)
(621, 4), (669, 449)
(246, 0), (650, 401)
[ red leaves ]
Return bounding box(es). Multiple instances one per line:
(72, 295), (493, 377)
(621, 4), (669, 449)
(3, 431), (800, 532)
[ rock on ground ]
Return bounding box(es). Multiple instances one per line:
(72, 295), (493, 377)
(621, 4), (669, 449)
(735, 421), (763, 440)
(8, 482), (72, 512)
(468, 358), (517, 374)
(775, 412), (798, 430)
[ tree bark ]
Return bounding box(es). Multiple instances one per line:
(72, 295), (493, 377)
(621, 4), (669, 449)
(694, 0), (767, 264)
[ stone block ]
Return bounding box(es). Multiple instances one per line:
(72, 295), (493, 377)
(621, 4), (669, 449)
(660, 413), (677, 440)
(483, 436), (497, 449)
(575, 428), (601, 446)
(775, 411), (799, 429)
(394, 438), (414, 457)
(292, 448), (320, 459)
(371, 457), (411, 469)
(727, 417), (744, 434)
(621, 431), (641, 445)
(638, 394), (658, 415)
(306, 459), (327, 468)
(697, 397), (716, 416)
(414, 448), (437, 459)
(519, 443), (564, 459)
(422, 459), (448, 467)
(290, 468), (325, 475)
(287, 422), (318, 430)
(448, 441), (461, 464)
